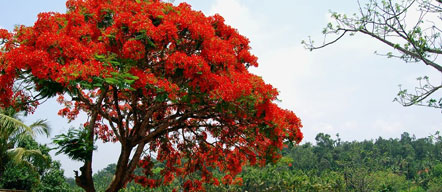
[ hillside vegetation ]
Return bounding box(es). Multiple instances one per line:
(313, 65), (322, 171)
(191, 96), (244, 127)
(66, 132), (442, 192)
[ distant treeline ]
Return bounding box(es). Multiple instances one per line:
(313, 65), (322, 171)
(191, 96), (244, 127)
(64, 132), (442, 192)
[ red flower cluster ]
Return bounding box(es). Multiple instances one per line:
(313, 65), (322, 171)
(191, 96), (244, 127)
(0, 0), (302, 191)
(122, 40), (145, 60)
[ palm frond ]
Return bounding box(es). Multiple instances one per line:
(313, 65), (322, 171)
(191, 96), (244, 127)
(0, 113), (35, 138)
(6, 147), (47, 164)
(30, 119), (51, 137)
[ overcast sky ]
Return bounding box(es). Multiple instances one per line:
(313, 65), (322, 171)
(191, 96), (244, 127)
(1, 0), (441, 177)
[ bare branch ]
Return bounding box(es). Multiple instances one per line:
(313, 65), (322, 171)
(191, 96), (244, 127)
(304, 0), (442, 111)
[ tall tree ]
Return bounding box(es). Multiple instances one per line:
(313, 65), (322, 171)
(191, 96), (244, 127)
(0, 0), (303, 191)
(303, 0), (442, 110)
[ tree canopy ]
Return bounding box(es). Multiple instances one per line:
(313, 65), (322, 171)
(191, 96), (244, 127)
(0, 0), (303, 191)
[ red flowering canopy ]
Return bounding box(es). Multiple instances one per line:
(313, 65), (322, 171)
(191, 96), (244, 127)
(0, 0), (302, 191)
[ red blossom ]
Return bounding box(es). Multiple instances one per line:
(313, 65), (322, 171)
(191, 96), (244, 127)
(0, 29), (11, 40)
(122, 40), (145, 60)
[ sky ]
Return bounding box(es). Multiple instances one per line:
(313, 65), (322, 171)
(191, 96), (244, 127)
(1, 0), (441, 177)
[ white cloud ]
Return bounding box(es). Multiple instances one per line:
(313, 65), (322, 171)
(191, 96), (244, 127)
(209, 0), (261, 42)
(342, 121), (359, 130)
(209, 0), (316, 112)
(250, 45), (315, 104)
(428, 122), (442, 135)
(325, 12), (334, 24)
(257, 46), (316, 79)
(374, 120), (403, 133)
(404, 1), (442, 30)
(313, 123), (336, 133)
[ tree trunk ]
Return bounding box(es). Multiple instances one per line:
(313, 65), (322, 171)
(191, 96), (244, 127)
(105, 142), (146, 192)
(75, 128), (96, 192)
(105, 143), (132, 192)
(75, 159), (95, 192)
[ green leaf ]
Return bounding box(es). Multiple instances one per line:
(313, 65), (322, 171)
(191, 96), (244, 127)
(53, 128), (96, 162)
(146, 38), (156, 48)
(94, 54), (106, 61)
(135, 32), (147, 40)
(109, 60), (120, 67)
(104, 77), (119, 85)
(124, 79), (135, 84)
(155, 93), (168, 102)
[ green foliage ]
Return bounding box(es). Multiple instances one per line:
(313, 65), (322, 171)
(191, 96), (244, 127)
(86, 132), (442, 192)
(104, 72), (139, 90)
(91, 161), (178, 192)
(36, 161), (72, 192)
(0, 135), (72, 192)
(53, 127), (96, 162)
(0, 108), (50, 187)
(427, 176), (442, 192)
(0, 92), (69, 192)
(93, 164), (117, 192)
(0, 160), (40, 190)
(370, 171), (409, 191)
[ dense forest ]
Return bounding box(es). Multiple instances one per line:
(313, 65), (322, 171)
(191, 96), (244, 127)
(2, 132), (441, 191)
(60, 132), (442, 192)
(1, 131), (441, 191)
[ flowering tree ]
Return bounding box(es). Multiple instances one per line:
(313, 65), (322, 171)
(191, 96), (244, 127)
(0, 0), (303, 191)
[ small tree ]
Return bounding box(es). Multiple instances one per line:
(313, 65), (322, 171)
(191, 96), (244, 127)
(0, 0), (303, 191)
(1, 134), (71, 192)
(303, 0), (442, 110)
(0, 107), (50, 179)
